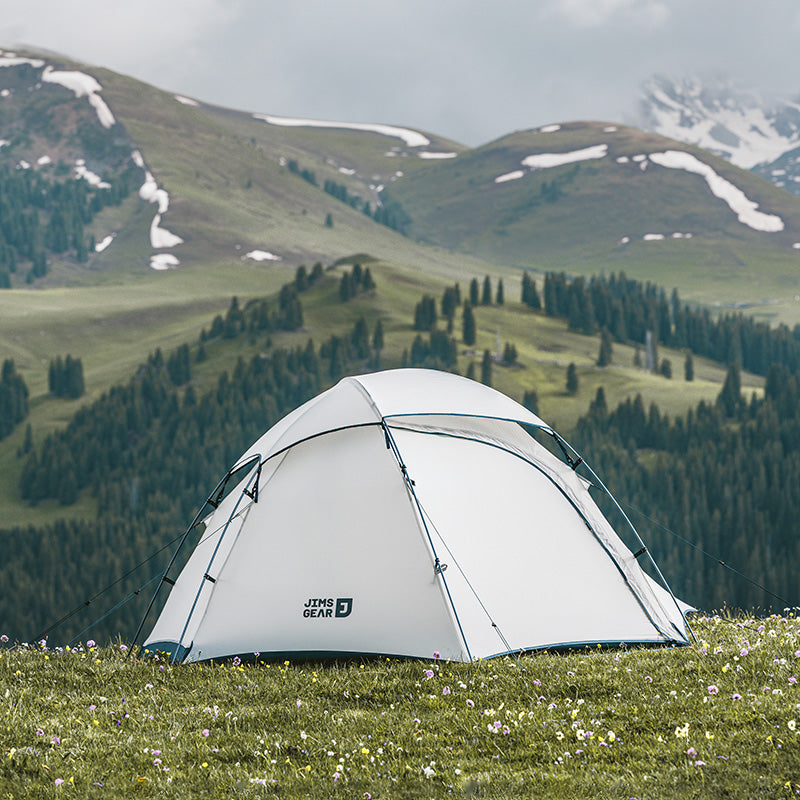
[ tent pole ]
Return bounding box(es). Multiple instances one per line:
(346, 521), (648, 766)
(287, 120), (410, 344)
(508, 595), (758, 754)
(380, 421), (474, 661)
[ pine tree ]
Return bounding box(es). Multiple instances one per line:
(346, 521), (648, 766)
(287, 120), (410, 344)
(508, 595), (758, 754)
(521, 272), (541, 310)
(361, 268), (376, 291)
(481, 350), (492, 386)
(522, 389), (539, 414)
(589, 386), (607, 418)
(717, 363), (742, 416)
(496, 279), (504, 305)
(502, 342), (517, 364)
(414, 295), (437, 331)
(294, 265), (308, 292)
(0, 359), (29, 439)
(372, 318), (384, 353)
(684, 351), (694, 381)
(462, 302), (476, 346)
(481, 275), (492, 306)
(597, 327), (613, 367)
(469, 278), (479, 306)
(338, 272), (353, 302)
(566, 363), (579, 395)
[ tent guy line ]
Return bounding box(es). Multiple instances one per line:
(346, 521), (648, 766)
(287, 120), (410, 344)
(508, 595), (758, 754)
(619, 499), (795, 611)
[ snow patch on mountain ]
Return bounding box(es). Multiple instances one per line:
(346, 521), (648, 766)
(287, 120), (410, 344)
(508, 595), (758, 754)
(174, 95), (199, 107)
(244, 250), (281, 262)
(95, 234), (115, 253)
(41, 66), (116, 129)
(0, 53), (45, 69)
(522, 144), (608, 169)
(253, 113), (431, 148)
(74, 159), (110, 189)
(648, 150), (784, 232)
(150, 254), (180, 270)
(495, 170), (525, 184)
(132, 150), (184, 254)
(494, 144), (609, 184)
(637, 76), (800, 195)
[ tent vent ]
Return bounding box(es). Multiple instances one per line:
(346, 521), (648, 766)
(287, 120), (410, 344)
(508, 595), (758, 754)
(633, 547), (647, 559)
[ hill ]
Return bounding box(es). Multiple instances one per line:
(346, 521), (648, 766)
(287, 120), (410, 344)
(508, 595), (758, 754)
(385, 121), (800, 315)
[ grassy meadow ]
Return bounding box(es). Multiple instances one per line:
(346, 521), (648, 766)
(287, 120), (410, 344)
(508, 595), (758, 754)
(1, 615), (798, 798)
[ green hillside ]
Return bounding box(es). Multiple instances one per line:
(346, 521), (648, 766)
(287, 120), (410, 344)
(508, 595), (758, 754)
(386, 122), (800, 319)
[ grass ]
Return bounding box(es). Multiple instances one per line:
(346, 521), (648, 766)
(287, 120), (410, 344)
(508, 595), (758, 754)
(1, 615), (798, 798)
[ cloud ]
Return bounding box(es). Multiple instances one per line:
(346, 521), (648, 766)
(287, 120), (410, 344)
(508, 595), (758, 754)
(0, 0), (797, 147)
(0, 0), (241, 83)
(545, 0), (670, 28)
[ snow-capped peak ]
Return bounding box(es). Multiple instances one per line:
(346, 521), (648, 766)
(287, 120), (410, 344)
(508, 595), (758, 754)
(635, 74), (800, 198)
(637, 75), (800, 171)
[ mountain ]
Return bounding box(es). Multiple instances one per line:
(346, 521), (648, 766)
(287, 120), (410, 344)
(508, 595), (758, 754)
(384, 121), (800, 310)
(636, 74), (800, 197)
(2, 49), (800, 319)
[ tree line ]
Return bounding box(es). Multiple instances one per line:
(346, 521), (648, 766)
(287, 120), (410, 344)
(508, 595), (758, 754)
(0, 359), (28, 440)
(0, 160), (140, 285)
(537, 271), (800, 376)
(572, 363), (800, 611)
(284, 157), (411, 234)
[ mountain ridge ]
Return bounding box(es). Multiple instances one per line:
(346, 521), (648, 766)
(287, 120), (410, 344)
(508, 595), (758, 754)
(1, 48), (800, 321)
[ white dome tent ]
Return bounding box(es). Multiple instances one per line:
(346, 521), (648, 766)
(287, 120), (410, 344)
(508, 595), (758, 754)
(136, 369), (692, 663)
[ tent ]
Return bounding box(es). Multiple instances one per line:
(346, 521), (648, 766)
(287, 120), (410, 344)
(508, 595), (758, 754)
(139, 368), (692, 663)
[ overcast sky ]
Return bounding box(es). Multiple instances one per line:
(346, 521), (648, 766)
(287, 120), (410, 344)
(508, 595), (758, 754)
(2, 0), (799, 146)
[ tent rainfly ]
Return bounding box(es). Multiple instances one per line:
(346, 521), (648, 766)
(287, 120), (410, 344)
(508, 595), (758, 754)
(139, 369), (692, 663)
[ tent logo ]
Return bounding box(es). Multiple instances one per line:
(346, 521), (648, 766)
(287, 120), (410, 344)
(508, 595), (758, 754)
(302, 597), (353, 618)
